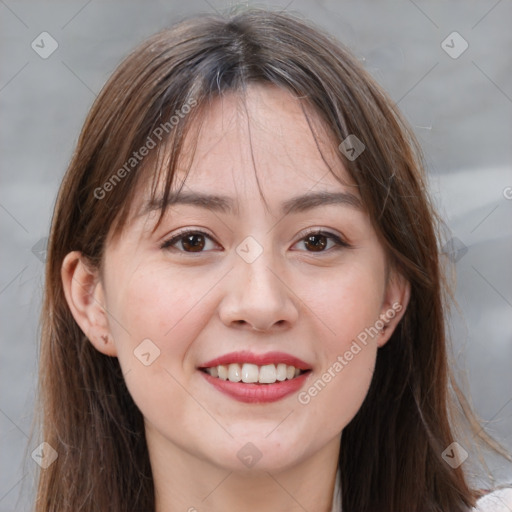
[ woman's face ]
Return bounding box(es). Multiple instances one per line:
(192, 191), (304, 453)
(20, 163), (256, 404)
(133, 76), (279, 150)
(69, 84), (408, 474)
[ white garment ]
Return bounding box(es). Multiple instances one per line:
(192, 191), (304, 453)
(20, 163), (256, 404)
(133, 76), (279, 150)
(474, 488), (512, 511)
(329, 469), (512, 511)
(329, 469), (341, 512)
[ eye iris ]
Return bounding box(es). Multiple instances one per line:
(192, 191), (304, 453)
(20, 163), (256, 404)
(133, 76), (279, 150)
(304, 234), (327, 252)
(182, 233), (205, 252)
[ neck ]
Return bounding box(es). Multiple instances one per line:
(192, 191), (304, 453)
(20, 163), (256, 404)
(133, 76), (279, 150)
(146, 424), (340, 512)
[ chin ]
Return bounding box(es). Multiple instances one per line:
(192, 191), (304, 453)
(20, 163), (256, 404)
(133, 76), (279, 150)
(204, 435), (310, 474)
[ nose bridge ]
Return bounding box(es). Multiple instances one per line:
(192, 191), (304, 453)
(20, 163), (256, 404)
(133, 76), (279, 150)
(239, 244), (279, 297)
(219, 235), (299, 331)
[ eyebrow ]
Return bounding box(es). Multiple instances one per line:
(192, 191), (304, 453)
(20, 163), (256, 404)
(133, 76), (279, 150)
(140, 189), (363, 217)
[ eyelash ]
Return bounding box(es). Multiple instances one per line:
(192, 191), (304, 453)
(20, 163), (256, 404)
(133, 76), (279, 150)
(160, 228), (351, 254)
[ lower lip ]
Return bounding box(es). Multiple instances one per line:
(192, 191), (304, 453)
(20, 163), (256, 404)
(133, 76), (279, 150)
(199, 370), (311, 403)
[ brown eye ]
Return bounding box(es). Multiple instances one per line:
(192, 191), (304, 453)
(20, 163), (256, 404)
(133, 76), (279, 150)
(294, 230), (351, 253)
(161, 230), (217, 253)
(181, 233), (206, 252)
(303, 233), (328, 252)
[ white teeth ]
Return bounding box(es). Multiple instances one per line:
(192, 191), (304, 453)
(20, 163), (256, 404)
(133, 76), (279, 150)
(241, 363), (259, 383)
(259, 364), (277, 383)
(204, 363), (305, 384)
(228, 363), (242, 382)
(276, 363), (287, 381)
(217, 365), (228, 380)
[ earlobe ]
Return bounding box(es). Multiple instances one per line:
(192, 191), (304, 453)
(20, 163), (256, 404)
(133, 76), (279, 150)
(377, 271), (411, 347)
(61, 251), (117, 357)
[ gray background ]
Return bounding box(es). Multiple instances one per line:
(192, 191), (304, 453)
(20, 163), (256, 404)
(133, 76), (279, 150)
(1, 0), (511, 510)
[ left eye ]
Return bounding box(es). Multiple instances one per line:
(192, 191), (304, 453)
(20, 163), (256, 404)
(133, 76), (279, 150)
(161, 229), (350, 254)
(293, 230), (350, 253)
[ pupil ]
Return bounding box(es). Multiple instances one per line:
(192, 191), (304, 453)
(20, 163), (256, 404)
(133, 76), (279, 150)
(183, 234), (205, 252)
(305, 234), (326, 252)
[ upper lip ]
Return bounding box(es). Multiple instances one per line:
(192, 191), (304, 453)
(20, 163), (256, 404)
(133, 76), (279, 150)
(199, 351), (312, 370)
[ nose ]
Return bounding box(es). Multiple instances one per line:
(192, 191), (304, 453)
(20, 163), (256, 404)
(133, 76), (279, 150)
(218, 250), (299, 333)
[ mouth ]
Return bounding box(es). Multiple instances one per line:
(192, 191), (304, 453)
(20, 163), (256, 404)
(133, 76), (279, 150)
(197, 351), (312, 403)
(199, 363), (311, 384)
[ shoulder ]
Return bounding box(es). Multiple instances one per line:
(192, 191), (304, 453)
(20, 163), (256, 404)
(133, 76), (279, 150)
(472, 487), (512, 512)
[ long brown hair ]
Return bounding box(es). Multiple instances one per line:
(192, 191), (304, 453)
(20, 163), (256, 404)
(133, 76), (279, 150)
(32, 8), (507, 511)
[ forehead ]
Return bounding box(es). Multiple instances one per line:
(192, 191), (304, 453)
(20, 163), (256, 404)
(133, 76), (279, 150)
(130, 83), (360, 225)
(181, 84), (354, 194)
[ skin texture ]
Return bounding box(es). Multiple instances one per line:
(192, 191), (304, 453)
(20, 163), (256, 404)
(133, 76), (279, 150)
(62, 84), (410, 512)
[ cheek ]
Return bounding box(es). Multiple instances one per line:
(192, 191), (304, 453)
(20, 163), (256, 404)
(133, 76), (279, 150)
(293, 256), (384, 429)
(104, 264), (215, 427)
(302, 352), (377, 446)
(108, 263), (218, 360)
(302, 256), (386, 351)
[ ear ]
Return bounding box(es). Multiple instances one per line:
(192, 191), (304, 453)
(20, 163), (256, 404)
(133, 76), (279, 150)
(61, 251), (117, 357)
(377, 268), (411, 348)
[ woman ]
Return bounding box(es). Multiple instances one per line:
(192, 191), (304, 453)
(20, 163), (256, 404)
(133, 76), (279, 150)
(33, 8), (511, 511)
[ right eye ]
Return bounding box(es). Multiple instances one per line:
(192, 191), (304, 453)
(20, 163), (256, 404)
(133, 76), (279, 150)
(161, 229), (221, 253)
